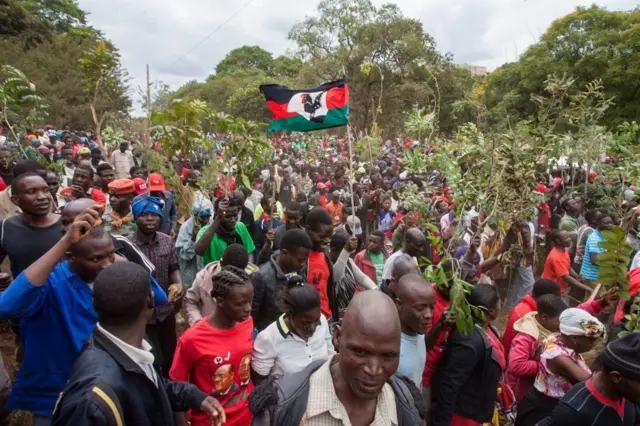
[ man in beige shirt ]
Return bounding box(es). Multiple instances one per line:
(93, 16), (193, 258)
(109, 142), (134, 179)
(249, 291), (424, 426)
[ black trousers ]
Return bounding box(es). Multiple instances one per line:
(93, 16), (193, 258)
(145, 313), (177, 377)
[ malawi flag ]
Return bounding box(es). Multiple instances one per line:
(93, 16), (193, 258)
(260, 78), (349, 132)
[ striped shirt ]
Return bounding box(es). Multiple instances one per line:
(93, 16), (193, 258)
(580, 230), (604, 280)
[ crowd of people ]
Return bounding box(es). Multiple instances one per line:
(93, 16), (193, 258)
(0, 127), (637, 426)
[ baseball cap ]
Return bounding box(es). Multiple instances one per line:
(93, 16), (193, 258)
(133, 177), (148, 195)
(534, 183), (551, 194)
(345, 215), (362, 236)
(148, 173), (165, 192)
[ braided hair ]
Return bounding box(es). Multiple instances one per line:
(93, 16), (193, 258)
(210, 265), (251, 299)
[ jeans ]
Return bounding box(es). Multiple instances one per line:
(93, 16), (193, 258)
(506, 266), (535, 308)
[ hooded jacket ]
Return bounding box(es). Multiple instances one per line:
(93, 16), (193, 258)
(505, 311), (543, 401)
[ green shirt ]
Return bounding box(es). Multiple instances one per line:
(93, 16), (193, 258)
(196, 222), (256, 265)
(559, 215), (580, 233)
(369, 251), (385, 285)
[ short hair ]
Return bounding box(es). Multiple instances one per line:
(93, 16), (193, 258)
(90, 147), (102, 155)
(306, 207), (333, 230)
(211, 265), (251, 299)
(585, 209), (600, 224)
(221, 244), (249, 269)
(281, 228), (312, 252)
(260, 196), (271, 208)
(130, 166), (142, 176)
(536, 294), (567, 317)
(96, 163), (113, 175)
(330, 231), (349, 251)
(550, 229), (563, 244)
(75, 164), (94, 179)
(93, 262), (151, 326)
(285, 201), (302, 213)
(370, 230), (385, 240)
(11, 172), (44, 193)
(278, 275), (320, 316)
(467, 284), (500, 319)
(532, 279), (561, 299)
(214, 196), (239, 212)
(13, 159), (46, 178)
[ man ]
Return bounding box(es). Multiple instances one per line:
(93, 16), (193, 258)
(89, 147), (103, 173)
(381, 227), (426, 284)
(354, 229), (388, 286)
(195, 196), (255, 265)
(61, 146), (75, 188)
(134, 173), (177, 236)
(581, 212), (614, 284)
(0, 210), (112, 424)
(251, 228), (312, 331)
(51, 262), (226, 426)
(0, 148), (13, 187)
(44, 170), (65, 212)
(0, 159), (47, 221)
(539, 332), (640, 426)
(392, 214), (414, 253)
(559, 197), (581, 259)
(249, 291), (423, 425)
(102, 179), (136, 237)
(254, 196), (283, 257)
(232, 189), (255, 241)
(256, 201), (304, 265)
(128, 196), (183, 376)
(61, 165), (107, 205)
(0, 173), (61, 278)
(394, 273), (436, 387)
(96, 163), (116, 187)
(325, 190), (344, 226)
(110, 141), (134, 179)
(542, 229), (591, 295)
(185, 243), (258, 325)
(303, 207), (337, 322)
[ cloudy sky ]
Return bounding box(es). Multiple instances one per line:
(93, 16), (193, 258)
(76, 0), (635, 112)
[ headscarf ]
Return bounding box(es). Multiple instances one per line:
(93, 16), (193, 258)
(132, 196), (164, 220)
(559, 308), (605, 338)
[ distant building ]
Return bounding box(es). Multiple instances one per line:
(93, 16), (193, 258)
(457, 64), (488, 77)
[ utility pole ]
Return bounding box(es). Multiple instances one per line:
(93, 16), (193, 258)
(146, 64), (152, 146)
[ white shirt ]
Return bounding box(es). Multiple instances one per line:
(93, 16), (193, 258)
(252, 314), (335, 378)
(96, 323), (158, 387)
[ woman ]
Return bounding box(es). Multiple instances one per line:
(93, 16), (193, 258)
(378, 196), (395, 238)
(515, 308), (605, 426)
(432, 284), (505, 426)
(251, 276), (335, 385)
(170, 266), (255, 426)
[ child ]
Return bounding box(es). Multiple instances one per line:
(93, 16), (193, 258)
(505, 294), (567, 401)
(378, 196), (395, 239)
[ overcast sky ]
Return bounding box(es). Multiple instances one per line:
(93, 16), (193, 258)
(76, 0), (636, 113)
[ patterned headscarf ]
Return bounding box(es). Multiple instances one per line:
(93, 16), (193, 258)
(559, 308), (605, 338)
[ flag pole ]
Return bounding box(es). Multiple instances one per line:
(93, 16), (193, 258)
(341, 67), (356, 232)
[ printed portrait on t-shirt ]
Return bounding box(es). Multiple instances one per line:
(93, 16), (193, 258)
(212, 364), (238, 396)
(238, 353), (252, 387)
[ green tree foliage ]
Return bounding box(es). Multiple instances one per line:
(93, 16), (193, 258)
(215, 46), (275, 76)
(484, 6), (640, 130)
(597, 226), (632, 299)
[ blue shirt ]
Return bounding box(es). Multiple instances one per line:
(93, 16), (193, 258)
(0, 262), (168, 416)
(396, 332), (426, 387)
(580, 230), (605, 281)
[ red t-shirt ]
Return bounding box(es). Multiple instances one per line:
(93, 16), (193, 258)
(308, 251), (331, 318)
(422, 284), (451, 387)
(60, 187), (107, 205)
(169, 318), (254, 426)
(542, 247), (570, 293)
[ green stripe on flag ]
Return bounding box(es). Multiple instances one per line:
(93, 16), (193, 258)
(268, 106), (349, 133)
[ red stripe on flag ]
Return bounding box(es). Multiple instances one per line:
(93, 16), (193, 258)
(326, 86), (348, 109)
(266, 101), (297, 119)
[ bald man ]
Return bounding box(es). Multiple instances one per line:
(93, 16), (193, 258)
(394, 273), (436, 388)
(249, 291), (424, 426)
(381, 227), (426, 284)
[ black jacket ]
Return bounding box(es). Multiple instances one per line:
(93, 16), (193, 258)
(240, 206), (256, 241)
(431, 325), (503, 426)
(52, 329), (207, 426)
(249, 359), (423, 426)
(251, 255), (290, 331)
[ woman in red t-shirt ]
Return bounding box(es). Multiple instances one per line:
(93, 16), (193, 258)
(170, 266), (255, 426)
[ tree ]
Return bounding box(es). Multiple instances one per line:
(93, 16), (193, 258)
(215, 46), (274, 76)
(484, 6), (640, 130)
(79, 40), (131, 149)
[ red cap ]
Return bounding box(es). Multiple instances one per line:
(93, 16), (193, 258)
(535, 183), (551, 193)
(133, 178), (148, 195)
(553, 177), (563, 186)
(588, 171), (597, 180)
(148, 173), (165, 192)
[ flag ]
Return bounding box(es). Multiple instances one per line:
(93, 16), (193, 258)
(260, 78), (349, 132)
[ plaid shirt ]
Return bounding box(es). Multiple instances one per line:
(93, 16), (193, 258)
(128, 230), (179, 322)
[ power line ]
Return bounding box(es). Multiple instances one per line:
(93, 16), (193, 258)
(167, 0), (259, 68)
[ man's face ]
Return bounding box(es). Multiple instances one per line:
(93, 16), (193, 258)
(600, 216), (614, 231)
(99, 169), (115, 184)
(331, 192), (340, 203)
(557, 230), (572, 248)
(219, 206), (238, 229)
(307, 223), (333, 251)
(213, 365), (234, 393)
(135, 212), (161, 234)
(45, 173), (59, 196)
(335, 321), (400, 400)
(285, 210), (302, 230)
(119, 143), (128, 153)
(397, 285), (436, 334)
(131, 169), (146, 179)
(565, 199), (578, 215)
(62, 148), (74, 163)
(0, 150), (12, 171)
(367, 235), (384, 254)
(12, 175), (51, 216)
(69, 235), (115, 282)
(406, 235), (425, 258)
(73, 169), (92, 190)
(382, 199), (391, 211)
(281, 247), (310, 273)
(91, 152), (101, 162)
(110, 193), (133, 213)
(238, 355), (251, 381)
